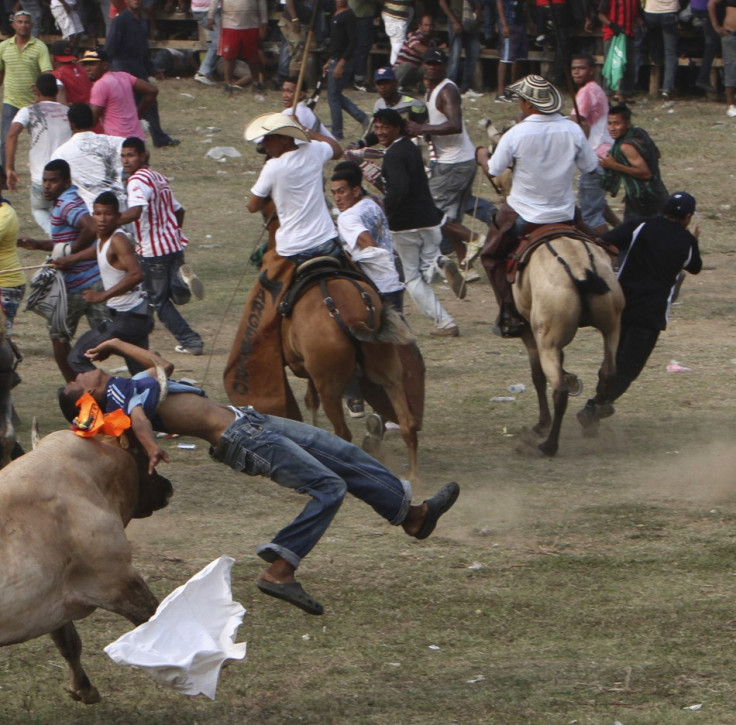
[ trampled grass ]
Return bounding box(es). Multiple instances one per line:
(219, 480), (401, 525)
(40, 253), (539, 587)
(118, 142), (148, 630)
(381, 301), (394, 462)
(1, 78), (736, 724)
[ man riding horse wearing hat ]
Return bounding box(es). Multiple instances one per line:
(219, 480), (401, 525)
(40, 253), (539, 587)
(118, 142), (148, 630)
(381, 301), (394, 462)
(475, 75), (599, 337)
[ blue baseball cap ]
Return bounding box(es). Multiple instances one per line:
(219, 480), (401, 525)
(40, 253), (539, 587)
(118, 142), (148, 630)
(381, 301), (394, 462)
(374, 66), (396, 82)
(664, 191), (696, 217)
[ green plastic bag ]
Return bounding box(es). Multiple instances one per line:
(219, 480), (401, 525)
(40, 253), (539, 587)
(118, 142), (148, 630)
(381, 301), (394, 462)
(602, 33), (627, 91)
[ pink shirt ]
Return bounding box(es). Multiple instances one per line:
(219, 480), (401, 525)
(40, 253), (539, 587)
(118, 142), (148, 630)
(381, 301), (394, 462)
(89, 70), (145, 140)
(573, 81), (613, 157)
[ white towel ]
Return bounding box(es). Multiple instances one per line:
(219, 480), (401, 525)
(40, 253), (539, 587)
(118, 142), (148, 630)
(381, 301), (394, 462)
(104, 556), (246, 699)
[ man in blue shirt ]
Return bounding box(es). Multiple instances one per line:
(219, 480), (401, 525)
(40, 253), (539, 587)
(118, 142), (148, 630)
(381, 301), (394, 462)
(59, 338), (460, 617)
(17, 159), (109, 381)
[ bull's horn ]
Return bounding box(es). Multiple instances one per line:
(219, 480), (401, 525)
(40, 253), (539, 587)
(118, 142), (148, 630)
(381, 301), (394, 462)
(153, 360), (168, 410)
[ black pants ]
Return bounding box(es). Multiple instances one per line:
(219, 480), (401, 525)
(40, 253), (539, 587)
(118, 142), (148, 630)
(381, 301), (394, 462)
(597, 322), (660, 404)
(68, 309), (153, 375)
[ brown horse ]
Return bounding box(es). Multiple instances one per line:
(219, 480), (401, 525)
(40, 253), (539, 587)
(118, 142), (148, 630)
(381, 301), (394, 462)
(282, 276), (422, 477)
(513, 236), (624, 456)
(225, 205), (423, 478)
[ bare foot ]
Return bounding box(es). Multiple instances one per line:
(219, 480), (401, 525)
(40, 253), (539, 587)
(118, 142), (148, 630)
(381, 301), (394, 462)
(401, 502), (428, 537)
(258, 557), (296, 585)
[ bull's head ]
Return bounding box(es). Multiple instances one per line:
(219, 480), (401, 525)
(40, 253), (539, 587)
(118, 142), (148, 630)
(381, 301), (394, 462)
(118, 431), (174, 519)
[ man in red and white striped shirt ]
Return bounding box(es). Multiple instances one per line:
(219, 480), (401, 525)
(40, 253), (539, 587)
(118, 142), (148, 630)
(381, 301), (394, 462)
(118, 136), (204, 355)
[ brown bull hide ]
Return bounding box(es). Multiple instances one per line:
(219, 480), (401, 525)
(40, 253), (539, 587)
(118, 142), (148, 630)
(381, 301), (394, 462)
(0, 429), (173, 703)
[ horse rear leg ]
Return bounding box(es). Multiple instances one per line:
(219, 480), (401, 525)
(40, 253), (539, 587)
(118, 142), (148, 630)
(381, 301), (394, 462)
(305, 378), (321, 427)
(50, 622), (100, 704)
(363, 344), (419, 479)
(536, 344), (567, 457)
(595, 326), (620, 405)
(521, 329), (551, 435)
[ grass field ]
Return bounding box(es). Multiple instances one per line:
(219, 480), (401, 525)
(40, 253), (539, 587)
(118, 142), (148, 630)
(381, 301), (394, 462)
(1, 79), (736, 724)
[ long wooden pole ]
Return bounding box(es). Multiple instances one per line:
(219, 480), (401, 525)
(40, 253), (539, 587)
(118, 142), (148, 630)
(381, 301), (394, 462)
(291, 2), (321, 114)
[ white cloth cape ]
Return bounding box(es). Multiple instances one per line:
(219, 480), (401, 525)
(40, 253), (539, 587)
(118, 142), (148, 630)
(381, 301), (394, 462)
(104, 556), (246, 699)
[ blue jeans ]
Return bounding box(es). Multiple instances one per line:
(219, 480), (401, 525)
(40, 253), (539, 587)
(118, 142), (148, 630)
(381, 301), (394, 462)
(192, 9), (221, 78)
(447, 25), (482, 92)
(643, 11), (679, 93)
(694, 10), (720, 87)
(466, 195), (497, 225)
(286, 238), (343, 266)
(210, 409), (412, 568)
(1, 103), (18, 168)
(140, 251), (203, 350)
(353, 15), (375, 83)
(578, 167), (607, 229)
(327, 58), (368, 140)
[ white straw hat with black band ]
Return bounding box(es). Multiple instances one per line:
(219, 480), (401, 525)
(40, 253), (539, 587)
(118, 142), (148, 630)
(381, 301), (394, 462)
(505, 75), (563, 115)
(244, 112), (310, 144)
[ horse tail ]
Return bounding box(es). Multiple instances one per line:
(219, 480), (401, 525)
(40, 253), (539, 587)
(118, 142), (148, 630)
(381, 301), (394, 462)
(349, 306), (415, 346)
(574, 268), (611, 297)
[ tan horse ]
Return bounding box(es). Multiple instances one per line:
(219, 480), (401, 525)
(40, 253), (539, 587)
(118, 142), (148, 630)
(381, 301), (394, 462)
(513, 236), (624, 456)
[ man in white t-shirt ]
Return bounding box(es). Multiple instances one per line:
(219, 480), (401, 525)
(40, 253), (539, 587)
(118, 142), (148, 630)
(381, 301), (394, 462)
(280, 77), (334, 138)
(53, 102), (126, 213)
(5, 72), (71, 233)
(330, 161), (404, 311)
(330, 160), (405, 420)
(246, 112), (343, 263)
(475, 75), (598, 337)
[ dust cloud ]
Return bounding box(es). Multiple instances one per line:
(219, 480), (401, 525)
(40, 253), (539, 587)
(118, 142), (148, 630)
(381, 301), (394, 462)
(637, 440), (736, 503)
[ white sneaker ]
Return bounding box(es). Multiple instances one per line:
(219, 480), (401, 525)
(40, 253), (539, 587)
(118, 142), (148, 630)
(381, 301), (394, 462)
(179, 264), (205, 300)
(462, 89), (484, 99)
(727, 105), (736, 118)
(194, 72), (216, 87)
(174, 345), (203, 356)
(437, 256), (467, 300)
(464, 232), (484, 268)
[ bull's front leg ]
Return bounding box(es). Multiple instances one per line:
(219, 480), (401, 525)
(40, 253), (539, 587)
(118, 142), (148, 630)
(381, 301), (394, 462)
(50, 622), (101, 704)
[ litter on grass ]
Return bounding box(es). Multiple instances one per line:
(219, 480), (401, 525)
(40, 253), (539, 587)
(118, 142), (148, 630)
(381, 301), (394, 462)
(205, 146), (242, 160)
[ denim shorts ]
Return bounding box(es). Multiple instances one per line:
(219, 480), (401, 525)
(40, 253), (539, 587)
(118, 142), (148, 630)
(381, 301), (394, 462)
(52, 282), (111, 342)
(723, 34), (736, 88)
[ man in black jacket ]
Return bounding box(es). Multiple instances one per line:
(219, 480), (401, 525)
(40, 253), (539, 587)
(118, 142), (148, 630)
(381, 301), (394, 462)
(374, 107), (463, 337)
(323, 0), (369, 140)
(577, 191), (702, 433)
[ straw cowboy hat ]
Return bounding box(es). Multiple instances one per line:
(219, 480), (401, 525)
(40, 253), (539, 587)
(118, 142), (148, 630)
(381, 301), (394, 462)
(506, 75), (563, 114)
(244, 113), (310, 143)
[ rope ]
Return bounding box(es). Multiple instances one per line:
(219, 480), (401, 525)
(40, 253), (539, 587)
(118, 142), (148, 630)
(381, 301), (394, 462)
(0, 264), (49, 275)
(198, 212), (275, 392)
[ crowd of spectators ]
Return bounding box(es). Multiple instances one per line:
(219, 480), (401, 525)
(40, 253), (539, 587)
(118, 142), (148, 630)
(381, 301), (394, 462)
(0, 0), (729, 106)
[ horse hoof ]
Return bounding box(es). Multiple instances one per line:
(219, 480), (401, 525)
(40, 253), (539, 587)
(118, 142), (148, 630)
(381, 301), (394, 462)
(538, 442), (558, 457)
(68, 685), (101, 704)
(565, 374), (583, 397)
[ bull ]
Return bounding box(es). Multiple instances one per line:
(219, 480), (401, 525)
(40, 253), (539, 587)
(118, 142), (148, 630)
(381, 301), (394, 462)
(0, 428), (172, 703)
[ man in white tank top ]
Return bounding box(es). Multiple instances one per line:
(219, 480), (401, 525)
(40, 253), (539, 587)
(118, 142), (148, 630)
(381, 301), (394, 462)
(60, 191), (153, 376)
(406, 48), (481, 269)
